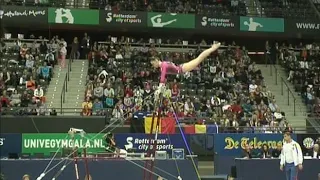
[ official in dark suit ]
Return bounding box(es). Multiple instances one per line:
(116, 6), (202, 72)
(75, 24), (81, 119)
(272, 142), (282, 158)
(242, 144), (253, 159)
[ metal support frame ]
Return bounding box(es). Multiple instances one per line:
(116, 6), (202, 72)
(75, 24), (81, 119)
(69, 129), (90, 180)
(143, 93), (163, 180)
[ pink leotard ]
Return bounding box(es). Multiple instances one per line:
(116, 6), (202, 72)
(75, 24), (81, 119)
(160, 61), (183, 83)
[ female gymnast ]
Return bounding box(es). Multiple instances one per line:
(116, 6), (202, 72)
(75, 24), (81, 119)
(151, 42), (221, 98)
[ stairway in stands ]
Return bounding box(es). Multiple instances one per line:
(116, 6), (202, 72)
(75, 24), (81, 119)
(63, 60), (88, 115)
(47, 61), (69, 111)
(258, 64), (307, 129)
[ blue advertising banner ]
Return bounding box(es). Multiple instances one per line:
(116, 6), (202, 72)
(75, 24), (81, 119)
(114, 134), (190, 153)
(214, 133), (297, 156)
(0, 133), (22, 157)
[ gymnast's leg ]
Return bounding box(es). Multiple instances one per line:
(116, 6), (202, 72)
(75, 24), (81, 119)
(181, 42), (221, 72)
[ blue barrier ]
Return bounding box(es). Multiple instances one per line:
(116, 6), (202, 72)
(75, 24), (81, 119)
(0, 133), (22, 157)
(214, 155), (235, 175)
(0, 159), (198, 180)
(236, 159), (320, 180)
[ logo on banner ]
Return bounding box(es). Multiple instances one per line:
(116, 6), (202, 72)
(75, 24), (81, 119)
(124, 136), (174, 151)
(22, 133), (106, 155)
(150, 13), (177, 27)
(0, 138), (5, 146)
(147, 12), (195, 29)
(53, 8), (74, 24)
(0, 9), (46, 18)
(105, 12), (142, 24)
(303, 137), (315, 149)
(201, 16), (235, 28)
(240, 16), (284, 32)
(23, 138), (104, 149)
(242, 17), (263, 31)
(49, 8), (99, 25)
(224, 137), (282, 150)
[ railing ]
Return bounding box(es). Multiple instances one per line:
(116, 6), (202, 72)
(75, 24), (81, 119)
(60, 57), (72, 114)
(267, 54), (298, 116)
(60, 74), (67, 115)
(280, 77), (297, 116)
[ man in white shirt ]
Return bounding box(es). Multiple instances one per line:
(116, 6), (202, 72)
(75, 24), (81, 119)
(280, 131), (303, 180)
(249, 80), (257, 94)
(111, 105), (124, 124)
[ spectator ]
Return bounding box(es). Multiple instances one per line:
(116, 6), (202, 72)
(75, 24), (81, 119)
(71, 37), (80, 60)
(20, 91), (31, 107)
(124, 93), (133, 113)
(249, 80), (258, 95)
(274, 108), (283, 121)
(260, 143), (271, 158)
(268, 99), (278, 113)
(272, 142), (283, 158)
(0, 91), (10, 108)
(0, 68), (11, 86)
(92, 99), (104, 116)
(203, 99), (213, 116)
(39, 40), (48, 54)
(40, 62), (51, 81)
(0, 78), (4, 93)
(9, 90), (21, 107)
(58, 43), (67, 68)
(306, 144), (320, 159)
(104, 84), (115, 108)
(171, 83), (179, 99)
(19, 44), (28, 62)
(184, 98), (195, 116)
(25, 55), (35, 69)
(133, 86), (144, 99)
(26, 76), (36, 91)
(81, 33), (91, 59)
(242, 99), (252, 114)
(93, 83), (104, 100)
(33, 85), (44, 104)
(45, 49), (55, 67)
(85, 83), (93, 99)
(111, 103), (124, 124)
(82, 97), (93, 116)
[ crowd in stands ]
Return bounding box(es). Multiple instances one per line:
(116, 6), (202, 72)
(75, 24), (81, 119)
(279, 42), (320, 117)
(314, 0), (320, 11)
(3, 0), (319, 19)
(260, 0), (317, 18)
(90, 0), (247, 16)
(82, 35), (291, 133)
(0, 35), (68, 116)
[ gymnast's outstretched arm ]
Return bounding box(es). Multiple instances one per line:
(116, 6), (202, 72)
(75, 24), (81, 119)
(181, 42), (221, 72)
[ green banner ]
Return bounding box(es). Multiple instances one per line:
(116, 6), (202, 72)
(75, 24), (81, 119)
(240, 16), (284, 32)
(48, 8), (99, 25)
(22, 133), (105, 155)
(147, 12), (195, 29)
